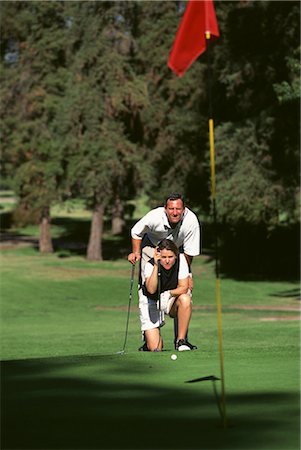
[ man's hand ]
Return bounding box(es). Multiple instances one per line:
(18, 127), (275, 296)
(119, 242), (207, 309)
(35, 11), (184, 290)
(127, 252), (141, 265)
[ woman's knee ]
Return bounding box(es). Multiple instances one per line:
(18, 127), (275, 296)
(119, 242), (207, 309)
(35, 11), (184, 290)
(145, 329), (163, 351)
(178, 293), (192, 308)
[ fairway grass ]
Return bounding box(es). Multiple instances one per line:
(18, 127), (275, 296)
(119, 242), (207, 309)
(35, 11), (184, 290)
(1, 248), (300, 449)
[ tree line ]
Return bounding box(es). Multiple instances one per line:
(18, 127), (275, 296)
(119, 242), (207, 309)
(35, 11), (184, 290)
(1, 1), (299, 267)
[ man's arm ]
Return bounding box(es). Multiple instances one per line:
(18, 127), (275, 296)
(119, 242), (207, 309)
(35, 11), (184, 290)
(184, 254), (193, 267)
(184, 253), (194, 291)
(183, 218), (201, 290)
(127, 211), (153, 264)
(127, 238), (142, 265)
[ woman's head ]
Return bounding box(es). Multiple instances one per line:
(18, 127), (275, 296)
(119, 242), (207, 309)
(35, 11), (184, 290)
(156, 239), (179, 270)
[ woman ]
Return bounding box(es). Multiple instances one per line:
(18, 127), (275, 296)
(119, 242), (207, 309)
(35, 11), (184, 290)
(139, 239), (195, 352)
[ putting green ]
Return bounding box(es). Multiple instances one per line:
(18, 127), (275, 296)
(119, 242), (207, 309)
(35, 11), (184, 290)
(1, 251), (299, 449)
(2, 346), (299, 449)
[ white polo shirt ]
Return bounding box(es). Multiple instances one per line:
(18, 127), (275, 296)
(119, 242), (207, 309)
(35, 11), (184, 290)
(131, 207), (201, 257)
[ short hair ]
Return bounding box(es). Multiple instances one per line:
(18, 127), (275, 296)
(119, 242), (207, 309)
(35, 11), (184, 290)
(164, 192), (185, 207)
(157, 239), (179, 257)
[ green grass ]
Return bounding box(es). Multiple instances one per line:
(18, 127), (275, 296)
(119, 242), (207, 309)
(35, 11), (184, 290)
(0, 190), (16, 213)
(0, 249), (300, 449)
(0, 193), (151, 227)
(50, 196), (151, 220)
(51, 199), (93, 219)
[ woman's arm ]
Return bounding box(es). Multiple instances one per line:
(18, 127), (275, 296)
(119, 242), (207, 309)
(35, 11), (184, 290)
(170, 254), (189, 296)
(145, 248), (161, 294)
(170, 277), (189, 298)
(145, 264), (159, 294)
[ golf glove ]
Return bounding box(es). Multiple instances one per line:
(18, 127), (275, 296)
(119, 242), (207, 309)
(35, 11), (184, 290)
(158, 290), (175, 314)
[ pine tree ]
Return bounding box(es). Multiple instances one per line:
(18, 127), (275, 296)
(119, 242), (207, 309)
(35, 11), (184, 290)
(0, 1), (69, 252)
(212, 0), (300, 227)
(134, 1), (210, 210)
(60, 2), (149, 260)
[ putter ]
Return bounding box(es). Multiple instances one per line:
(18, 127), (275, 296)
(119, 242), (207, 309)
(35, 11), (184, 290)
(158, 260), (162, 321)
(119, 264), (135, 354)
(154, 260), (163, 351)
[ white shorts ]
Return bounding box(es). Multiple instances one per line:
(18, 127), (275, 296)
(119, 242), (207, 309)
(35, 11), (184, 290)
(139, 289), (166, 331)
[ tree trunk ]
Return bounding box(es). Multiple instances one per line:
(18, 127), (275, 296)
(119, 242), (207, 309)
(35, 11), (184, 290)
(39, 208), (53, 253)
(87, 203), (104, 261)
(111, 196), (125, 235)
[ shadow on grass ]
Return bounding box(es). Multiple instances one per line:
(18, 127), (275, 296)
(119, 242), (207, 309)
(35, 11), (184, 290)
(50, 217), (132, 260)
(270, 288), (300, 301)
(0, 213), (133, 260)
(1, 355), (300, 450)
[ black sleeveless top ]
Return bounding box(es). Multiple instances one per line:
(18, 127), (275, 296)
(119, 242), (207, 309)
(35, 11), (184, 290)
(142, 257), (180, 300)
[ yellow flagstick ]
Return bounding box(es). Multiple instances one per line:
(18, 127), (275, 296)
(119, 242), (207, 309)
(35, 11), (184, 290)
(209, 119), (216, 198)
(206, 32), (227, 428)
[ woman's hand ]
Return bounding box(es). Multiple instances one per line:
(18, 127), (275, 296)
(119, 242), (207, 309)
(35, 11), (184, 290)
(153, 247), (161, 265)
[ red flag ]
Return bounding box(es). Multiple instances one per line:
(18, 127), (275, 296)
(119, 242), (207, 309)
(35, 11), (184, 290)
(168, 0), (219, 77)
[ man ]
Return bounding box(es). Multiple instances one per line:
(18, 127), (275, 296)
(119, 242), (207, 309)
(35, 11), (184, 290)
(141, 239), (194, 352)
(128, 192), (201, 350)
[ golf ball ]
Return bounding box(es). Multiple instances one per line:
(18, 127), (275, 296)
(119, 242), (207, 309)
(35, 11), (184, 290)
(171, 354), (177, 361)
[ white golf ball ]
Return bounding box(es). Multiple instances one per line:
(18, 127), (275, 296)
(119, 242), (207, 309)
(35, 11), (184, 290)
(171, 354), (177, 361)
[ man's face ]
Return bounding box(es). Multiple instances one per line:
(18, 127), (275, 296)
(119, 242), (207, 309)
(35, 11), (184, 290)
(165, 199), (184, 226)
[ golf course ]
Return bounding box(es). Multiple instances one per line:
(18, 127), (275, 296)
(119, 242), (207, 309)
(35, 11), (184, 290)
(1, 1), (300, 448)
(1, 201), (300, 450)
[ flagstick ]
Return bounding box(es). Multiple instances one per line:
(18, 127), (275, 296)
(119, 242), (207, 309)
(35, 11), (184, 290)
(206, 32), (227, 428)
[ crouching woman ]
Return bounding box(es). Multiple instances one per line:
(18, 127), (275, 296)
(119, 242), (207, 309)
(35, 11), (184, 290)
(139, 238), (195, 352)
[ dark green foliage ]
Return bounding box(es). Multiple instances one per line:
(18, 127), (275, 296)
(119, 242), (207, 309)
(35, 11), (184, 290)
(0, 1), (299, 265)
(57, 1), (150, 209)
(134, 1), (209, 209)
(212, 1), (300, 227)
(0, 1), (69, 224)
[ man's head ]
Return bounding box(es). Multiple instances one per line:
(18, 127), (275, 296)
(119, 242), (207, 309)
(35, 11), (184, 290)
(164, 192), (185, 227)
